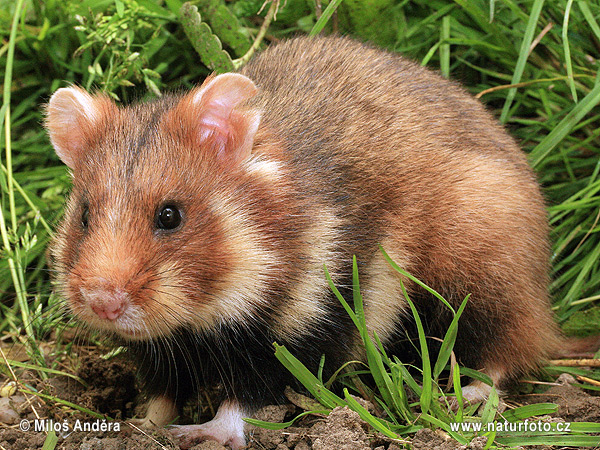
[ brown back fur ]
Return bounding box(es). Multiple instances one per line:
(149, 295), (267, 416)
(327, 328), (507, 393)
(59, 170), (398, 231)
(241, 36), (558, 379)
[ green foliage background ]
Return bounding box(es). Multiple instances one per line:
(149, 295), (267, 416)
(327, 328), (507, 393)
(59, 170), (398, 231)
(1, 0), (600, 340)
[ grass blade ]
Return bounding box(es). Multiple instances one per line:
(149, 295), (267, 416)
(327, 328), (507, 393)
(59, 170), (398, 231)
(433, 294), (469, 379)
(562, 0), (578, 102)
(451, 364), (463, 422)
(380, 247), (455, 313)
(20, 388), (107, 419)
(350, 257), (410, 420)
(399, 279), (432, 415)
(244, 410), (330, 430)
(440, 15), (451, 78)
(578, 1), (600, 41)
(273, 343), (345, 409)
(344, 389), (400, 439)
(42, 431), (58, 450)
(530, 79), (600, 167)
(496, 435), (600, 446)
(480, 386), (499, 423)
(501, 403), (558, 421)
(419, 413), (469, 445)
(499, 0), (545, 123)
(309, 0), (344, 37)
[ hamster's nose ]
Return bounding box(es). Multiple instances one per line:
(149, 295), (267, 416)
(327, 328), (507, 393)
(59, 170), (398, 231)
(80, 286), (129, 321)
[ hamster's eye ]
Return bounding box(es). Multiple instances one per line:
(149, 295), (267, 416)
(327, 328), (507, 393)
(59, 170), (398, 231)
(156, 205), (182, 230)
(81, 206), (89, 229)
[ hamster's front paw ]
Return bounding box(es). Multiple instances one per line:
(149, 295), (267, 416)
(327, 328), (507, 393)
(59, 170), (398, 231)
(169, 400), (247, 449)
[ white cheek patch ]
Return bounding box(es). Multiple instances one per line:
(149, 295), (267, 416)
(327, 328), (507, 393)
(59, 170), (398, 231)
(360, 240), (413, 347)
(243, 156), (284, 182)
(205, 194), (280, 327)
(272, 206), (342, 341)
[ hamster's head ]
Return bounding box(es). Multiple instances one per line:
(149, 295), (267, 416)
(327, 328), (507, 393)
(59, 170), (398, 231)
(45, 74), (271, 341)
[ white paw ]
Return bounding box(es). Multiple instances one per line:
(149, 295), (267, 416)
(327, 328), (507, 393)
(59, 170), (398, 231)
(169, 400), (247, 449)
(129, 394), (179, 428)
(446, 380), (504, 411)
(461, 382), (494, 404)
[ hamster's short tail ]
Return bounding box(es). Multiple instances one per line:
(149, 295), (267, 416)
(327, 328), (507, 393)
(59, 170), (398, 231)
(552, 335), (600, 359)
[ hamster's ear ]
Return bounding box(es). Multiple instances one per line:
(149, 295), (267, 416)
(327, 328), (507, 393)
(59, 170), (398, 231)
(172, 73), (261, 167)
(45, 87), (114, 169)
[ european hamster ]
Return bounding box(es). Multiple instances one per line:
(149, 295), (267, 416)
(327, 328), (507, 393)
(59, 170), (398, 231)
(46, 36), (558, 448)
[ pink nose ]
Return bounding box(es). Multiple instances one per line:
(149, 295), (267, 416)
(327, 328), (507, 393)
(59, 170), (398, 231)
(81, 287), (129, 321)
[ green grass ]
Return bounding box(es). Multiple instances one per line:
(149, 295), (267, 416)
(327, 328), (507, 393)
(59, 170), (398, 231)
(2, 0), (600, 448)
(247, 254), (600, 448)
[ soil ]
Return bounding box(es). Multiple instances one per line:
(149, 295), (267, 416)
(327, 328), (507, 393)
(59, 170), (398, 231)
(1, 349), (599, 450)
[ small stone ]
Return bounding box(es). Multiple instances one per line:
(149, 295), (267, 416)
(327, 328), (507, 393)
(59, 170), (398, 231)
(0, 397), (20, 425)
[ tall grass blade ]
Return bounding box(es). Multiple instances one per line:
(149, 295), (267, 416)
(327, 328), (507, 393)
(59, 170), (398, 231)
(350, 257), (411, 420)
(578, 1), (600, 41)
(530, 80), (600, 167)
(499, 0), (545, 123)
(480, 386), (499, 423)
(344, 389), (400, 439)
(562, 0), (578, 102)
(309, 0), (344, 37)
(451, 363), (463, 422)
(398, 279), (432, 415)
(440, 15), (450, 78)
(433, 294), (469, 379)
(273, 343), (345, 409)
(380, 247), (454, 313)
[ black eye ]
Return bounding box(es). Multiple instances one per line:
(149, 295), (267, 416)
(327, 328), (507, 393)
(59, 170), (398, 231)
(81, 206), (89, 229)
(156, 204), (182, 230)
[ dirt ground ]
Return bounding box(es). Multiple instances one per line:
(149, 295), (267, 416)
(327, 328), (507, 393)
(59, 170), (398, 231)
(1, 350), (599, 450)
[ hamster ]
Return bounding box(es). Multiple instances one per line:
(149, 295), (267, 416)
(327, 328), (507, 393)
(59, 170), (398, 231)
(46, 36), (558, 449)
